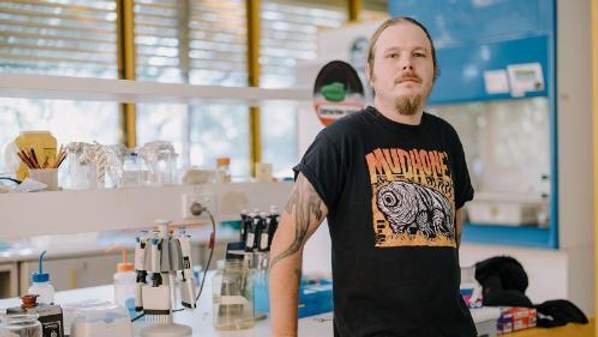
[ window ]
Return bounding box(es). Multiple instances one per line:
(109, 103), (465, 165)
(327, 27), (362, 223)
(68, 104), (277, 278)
(260, 0), (347, 177)
(134, 0), (250, 175)
(0, 0), (120, 172)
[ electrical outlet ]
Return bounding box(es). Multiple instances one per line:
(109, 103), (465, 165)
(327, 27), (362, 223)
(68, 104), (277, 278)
(182, 191), (216, 219)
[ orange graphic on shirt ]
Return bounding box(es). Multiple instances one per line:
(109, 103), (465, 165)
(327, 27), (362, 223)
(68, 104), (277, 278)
(365, 148), (456, 248)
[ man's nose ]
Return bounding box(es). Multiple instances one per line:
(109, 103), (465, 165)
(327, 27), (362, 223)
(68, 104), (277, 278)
(400, 56), (414, 70)
(402, 64), (414, 70)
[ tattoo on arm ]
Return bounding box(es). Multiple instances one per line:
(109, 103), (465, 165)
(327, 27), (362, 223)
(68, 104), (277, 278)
(270, 175), (325, 269)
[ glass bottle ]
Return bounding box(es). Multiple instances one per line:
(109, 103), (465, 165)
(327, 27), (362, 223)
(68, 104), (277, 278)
(0, 313), (42, 337)
(216, 157), (231, 183)
(212, 259), (254, 330)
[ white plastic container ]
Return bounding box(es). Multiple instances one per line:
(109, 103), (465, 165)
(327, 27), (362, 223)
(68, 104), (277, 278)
(70, 303), (132, 337)
(28, 251), (55, 305)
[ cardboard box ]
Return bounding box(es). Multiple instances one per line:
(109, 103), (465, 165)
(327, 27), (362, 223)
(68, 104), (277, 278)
(497, 307), (537, 335)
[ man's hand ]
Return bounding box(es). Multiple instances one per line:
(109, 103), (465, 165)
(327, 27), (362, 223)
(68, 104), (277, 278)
(269, 173), (328, 337)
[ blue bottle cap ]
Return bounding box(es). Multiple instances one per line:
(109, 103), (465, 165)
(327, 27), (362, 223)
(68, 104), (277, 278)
(32, 250), (49, 283)
(32, 272), (49, 283)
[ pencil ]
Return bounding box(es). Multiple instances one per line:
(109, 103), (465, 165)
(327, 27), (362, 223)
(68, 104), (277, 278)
(55, 151), (67, 168)
(30, 148), (40, 169)
(19, 149), (37, 169)
(17, 152), (34, 169)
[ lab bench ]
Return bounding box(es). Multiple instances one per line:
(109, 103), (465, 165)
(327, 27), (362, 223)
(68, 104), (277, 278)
(1, 277), (590, 337)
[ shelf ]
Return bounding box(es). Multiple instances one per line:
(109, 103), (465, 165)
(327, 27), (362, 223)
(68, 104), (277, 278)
(0, 182), (292, 240)
(0, 73), (312, 106)
(463, 223), (554, 248)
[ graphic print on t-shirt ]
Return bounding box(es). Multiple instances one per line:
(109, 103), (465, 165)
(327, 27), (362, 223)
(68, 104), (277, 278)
(365, 147), (456, 248)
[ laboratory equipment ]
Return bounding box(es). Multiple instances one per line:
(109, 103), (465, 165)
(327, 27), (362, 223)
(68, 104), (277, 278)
(212, 255), (254, 330)
(0, 313), (42, 337)
(133, 204), (216, 337)
(70, 303), (131, 337)
(110, 247), (136, 316)
(139, 141), (177, 186)
(6, 295), (63, 337)
(28, 251), (54, 305)
(120, 151), (144, 187)
(64, 142), (95, 190)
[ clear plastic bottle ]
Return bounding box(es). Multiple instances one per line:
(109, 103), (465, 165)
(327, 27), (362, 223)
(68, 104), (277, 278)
(212, 258), (254, 330)
(112, 249), (136, 317)
(28, 251), (55, 305)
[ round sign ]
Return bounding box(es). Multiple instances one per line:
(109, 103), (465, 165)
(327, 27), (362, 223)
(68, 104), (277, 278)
(313, 60), (365, 126)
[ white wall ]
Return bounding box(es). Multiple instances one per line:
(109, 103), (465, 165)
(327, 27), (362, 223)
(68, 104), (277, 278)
(556, 0), (594, 315)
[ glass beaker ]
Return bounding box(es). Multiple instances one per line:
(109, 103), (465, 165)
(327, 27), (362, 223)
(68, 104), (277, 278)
(212, 259), (254, 330)
(0, 313), (42, 337)
(139, 141), (177, 186)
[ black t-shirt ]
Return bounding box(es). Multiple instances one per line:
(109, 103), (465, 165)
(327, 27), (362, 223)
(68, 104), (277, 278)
(293, 106), (476, 337)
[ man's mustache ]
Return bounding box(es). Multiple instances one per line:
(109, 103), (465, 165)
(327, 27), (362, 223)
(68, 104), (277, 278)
(395, 73), (422, 84)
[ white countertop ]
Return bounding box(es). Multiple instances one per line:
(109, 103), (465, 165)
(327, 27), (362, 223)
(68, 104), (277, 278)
(0, 276), (500, 337)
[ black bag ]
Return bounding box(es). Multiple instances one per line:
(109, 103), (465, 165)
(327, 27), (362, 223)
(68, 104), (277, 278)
(535, 299), (589, 327)
(475, 256), (533, 307)
(474, 256), (589, 328)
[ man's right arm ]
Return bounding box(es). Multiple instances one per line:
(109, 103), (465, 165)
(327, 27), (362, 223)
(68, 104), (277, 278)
(269, 172), (328, 337)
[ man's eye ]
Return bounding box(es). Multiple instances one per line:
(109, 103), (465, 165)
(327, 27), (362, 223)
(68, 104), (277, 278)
(414, 53), (426, 57)
(387, 53), (399, 59)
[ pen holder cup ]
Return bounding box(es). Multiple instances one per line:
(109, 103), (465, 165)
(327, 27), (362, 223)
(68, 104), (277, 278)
(29, 168), (59, 191)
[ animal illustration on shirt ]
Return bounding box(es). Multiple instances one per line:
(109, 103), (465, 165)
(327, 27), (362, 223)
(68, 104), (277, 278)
(376, 181), (454, 240)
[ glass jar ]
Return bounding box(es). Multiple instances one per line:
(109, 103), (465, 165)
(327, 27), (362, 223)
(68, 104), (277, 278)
(64, 142), (94, 190)
(120, 151), (143, 187)
(0, 313), (42, 337)
(212, 259), (254, 330)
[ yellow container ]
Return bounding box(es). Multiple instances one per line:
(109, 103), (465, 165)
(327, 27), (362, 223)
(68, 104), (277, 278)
(14, 131), (57, 180)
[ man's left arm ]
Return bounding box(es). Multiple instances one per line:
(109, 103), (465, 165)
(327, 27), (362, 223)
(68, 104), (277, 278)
(455, 208), (466, 248)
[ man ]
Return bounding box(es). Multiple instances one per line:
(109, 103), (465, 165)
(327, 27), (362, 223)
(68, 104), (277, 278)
(269, 16), (476, 337)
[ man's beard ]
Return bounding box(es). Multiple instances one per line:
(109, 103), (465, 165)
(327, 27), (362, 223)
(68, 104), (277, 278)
(394, 94), (422, 116)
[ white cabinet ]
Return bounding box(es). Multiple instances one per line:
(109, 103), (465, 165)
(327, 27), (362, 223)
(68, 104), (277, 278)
(19, 253), (124, 294)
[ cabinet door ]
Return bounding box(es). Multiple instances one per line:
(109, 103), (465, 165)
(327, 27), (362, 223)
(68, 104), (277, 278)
(19, 253), (125, 295)
(0, 262), (18, 299)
